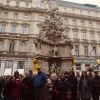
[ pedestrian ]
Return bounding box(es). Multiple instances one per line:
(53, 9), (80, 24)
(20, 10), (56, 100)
(11, 71), (22, 100)
(87, 69), (94, 99)
(64, 72), (72, 100)
(33, 67), (47, 100)
(22, 71), (34, 100)
(53, 74), (66, 100)
(76, 71), (81, 100)
(79, 71), (91, 100)
(0, 76), (5, 100)
(3, 76), (12, 100)
(92, 71), (100, 100)
(68, 71), (77, 100)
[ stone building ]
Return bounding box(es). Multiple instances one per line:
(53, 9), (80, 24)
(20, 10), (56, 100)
(0, 0), (100, 75)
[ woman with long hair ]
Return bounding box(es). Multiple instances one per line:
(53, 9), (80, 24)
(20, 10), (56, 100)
(79, 71), (92, 100)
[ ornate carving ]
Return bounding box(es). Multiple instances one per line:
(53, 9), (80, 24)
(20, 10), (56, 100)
(72, 27), (79, 32)
(39, 0), (64, 43)
(80, 29), (87, 33)
(89, 30), (95, 33)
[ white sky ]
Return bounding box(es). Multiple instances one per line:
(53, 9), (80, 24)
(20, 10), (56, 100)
(63, 0), (100, 7)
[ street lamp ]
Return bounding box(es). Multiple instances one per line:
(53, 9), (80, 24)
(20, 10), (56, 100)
(96, 59), (100, 65)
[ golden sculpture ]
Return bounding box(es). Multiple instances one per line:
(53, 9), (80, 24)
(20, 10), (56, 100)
(96, 59), (100, 64)
(32, 59), (40, 75)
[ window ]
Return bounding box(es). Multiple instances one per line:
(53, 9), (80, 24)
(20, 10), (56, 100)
(75, 45), (79, 56)
(9, 40), (15, 52)
(22, 26), (27, 34)
(16, 1), (19, 7)
(81, 20), (85, 27)
(90, 33), (94, 40)
(20, 41), (27, 52)
(84, 46), (88, 56)
(74, 32), (78, 39)
(12, 25), (16, 33)
(24, 14), (29, 20)
(63, 18), (69, 26)
(0, 24), (6, 32)
(6, 0), (10, 5)
(73, 19), (77, 26)
(25, 2), (29, 8)
(92, 46), (96, 55)
(0, 40), (4, 51)
(17, 61), (25, 69)
(14, 13), (18, 20)
(5, 60), (13, 68)
(83, 33), (86, 39)
(4, 12), (8, 19)
(89, 21), (93, 28)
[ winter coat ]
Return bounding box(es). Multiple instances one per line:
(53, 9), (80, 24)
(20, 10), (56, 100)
(79, 77), (91, 99)
(22, 76), (34, 100)
(92, 75), (100, 95)
(68, 76), (77, 100)
(3, 79), (12, 100)
(53, 79), (66, 100)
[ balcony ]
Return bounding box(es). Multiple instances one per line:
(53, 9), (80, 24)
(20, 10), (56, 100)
(0, 51), (35, 58)
(80, 29), (87, 33)
(72, 38), (80, 43)
(90, 40), (97, 44)
(0, 32), (38, 39)
(82, 39), (89, 44)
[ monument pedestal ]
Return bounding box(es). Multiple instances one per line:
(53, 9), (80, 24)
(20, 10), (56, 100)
(33, 40), (73, 74)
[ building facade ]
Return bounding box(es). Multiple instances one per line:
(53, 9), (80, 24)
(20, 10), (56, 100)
(0, 0), (100, 75)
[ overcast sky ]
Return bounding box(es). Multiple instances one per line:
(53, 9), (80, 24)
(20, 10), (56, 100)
(63, 0), (100, 7)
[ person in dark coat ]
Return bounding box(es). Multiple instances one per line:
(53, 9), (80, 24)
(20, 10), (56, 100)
(79, 71), (91, 100)
(68, 71), (77, 100)
(87, 69), (94, 99)
(0, 76), (4, 100)
(92, 71), (100, 100)
(53, 74), (66, 100)
(33, 67), (47, 100)
(3, 76), (12, 100)
(76, 71), (81, 100)
(22, 71), (34, 100)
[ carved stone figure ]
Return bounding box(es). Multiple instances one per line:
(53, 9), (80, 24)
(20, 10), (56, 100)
(39, 0), (64, 43)
(53, 46), (58, 57)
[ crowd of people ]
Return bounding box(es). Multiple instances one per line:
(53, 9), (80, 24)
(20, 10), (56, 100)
(0, 67), (100, 100)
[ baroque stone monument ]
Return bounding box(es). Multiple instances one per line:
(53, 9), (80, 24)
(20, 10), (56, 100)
(33, 0), (73, 74)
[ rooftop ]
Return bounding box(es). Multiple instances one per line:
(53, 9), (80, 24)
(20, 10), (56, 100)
(58, 0), (100, 11)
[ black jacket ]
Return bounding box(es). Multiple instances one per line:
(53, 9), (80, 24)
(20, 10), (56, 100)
(92, 75), (100, 95)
